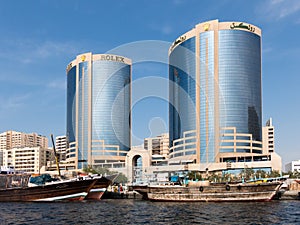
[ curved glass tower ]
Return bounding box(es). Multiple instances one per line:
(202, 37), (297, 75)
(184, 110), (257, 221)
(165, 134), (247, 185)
(66, 53), (131, 169)
(169, 20), (262, 165)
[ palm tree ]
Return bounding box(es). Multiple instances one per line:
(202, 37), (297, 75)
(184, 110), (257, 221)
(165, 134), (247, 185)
(268, 170), (281, 178)
(244, 167), (255, 180)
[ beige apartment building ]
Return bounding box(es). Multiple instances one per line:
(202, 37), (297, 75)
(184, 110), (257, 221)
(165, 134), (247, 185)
(0, 130), (48, 150)
(0, 150), (3, 167)
(55, 135), (67, 161)
(0, 131), (49, 173)
(144, 133), (169, 165)
(262, 118), (275, 154)
(2, 146), (48, 174)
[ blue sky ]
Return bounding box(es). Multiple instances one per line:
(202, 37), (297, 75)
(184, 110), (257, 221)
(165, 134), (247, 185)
(0, 0), (299, 166)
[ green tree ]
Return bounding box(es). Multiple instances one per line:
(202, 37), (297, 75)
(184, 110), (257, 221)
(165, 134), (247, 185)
(83, 166), (128, 184)
(255, 169), (267, 179)
(268, 170), (281, 178)
(187, 171), (202, 181)
(294, 171), (300, 178)
(83, 166), (110, 175)
(284, 170), (300, 178)
(208, 173), (221, 182)
(244, 167), (255, 180)
(222, 172), (231, 182)
(114, 173), (128, 184)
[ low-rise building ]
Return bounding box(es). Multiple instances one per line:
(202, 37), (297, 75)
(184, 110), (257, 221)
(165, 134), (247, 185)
(0, 130), (50, 173)
(144, 133), (169, 166)
(262, 118), (275, 154)
(2, 147), (48, 174)
(0, 150), (3, 167)
(285, 160), (300, 172)
(55, 135), (67, 161)
(125, 122), (282, 183)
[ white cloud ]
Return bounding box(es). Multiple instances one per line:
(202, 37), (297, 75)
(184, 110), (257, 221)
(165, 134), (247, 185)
(0, 94), (31, 111)
(271, 0), (285, 4)
(149, 23), (173, 35)
(262, 46), (273, 54)
(161, 25), (173, 35)
(34, 41), (72, 58)
(47, 79), (66, 90)
(172, 0), (185, 5)
(0, 40), (71, 92)
(259, 0), (300, 20)
(0, 39), (80, 64)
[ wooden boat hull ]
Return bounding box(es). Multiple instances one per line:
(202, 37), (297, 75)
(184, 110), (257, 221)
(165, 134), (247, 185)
(0, 178), (97, 202)
(85, 175), (116, 200)
(134, 182), (282, 202)
(86, 188), (106, 200)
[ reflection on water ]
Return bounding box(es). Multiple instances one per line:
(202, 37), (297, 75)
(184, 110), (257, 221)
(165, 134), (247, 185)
(0, 199), (299, 224)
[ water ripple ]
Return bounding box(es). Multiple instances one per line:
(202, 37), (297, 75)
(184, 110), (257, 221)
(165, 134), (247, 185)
(0, 200), (299, 225)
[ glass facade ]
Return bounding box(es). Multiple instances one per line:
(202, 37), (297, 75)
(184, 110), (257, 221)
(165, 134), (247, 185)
(92, 60), (131, 154)
(78, 61), (89, 166)
(199, 31), (216, 163)
(169, 20), (262, 163)
(219, 30), (262, 143)
(169, 37), (196, 154)
(66, 66), (76, 143)
(66, 53), (131, 169)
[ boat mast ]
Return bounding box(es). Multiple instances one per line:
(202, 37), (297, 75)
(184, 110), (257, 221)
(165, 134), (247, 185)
(51, 134), (61, 178)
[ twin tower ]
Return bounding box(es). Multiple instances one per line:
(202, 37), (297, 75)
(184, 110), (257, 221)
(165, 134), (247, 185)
(66, 20), (262, 170)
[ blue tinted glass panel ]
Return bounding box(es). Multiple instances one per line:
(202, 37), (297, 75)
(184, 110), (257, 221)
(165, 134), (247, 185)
(92, 61), (131, 154)
(169, 37), (196, 148)
(199, 31), (215, 163)
(219, 30), (262, 142)
(67, 66), (76, 143)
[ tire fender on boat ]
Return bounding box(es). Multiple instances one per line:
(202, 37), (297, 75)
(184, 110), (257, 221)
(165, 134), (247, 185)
(199, 186), (204, 192)
(225, 185), (230, 191)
